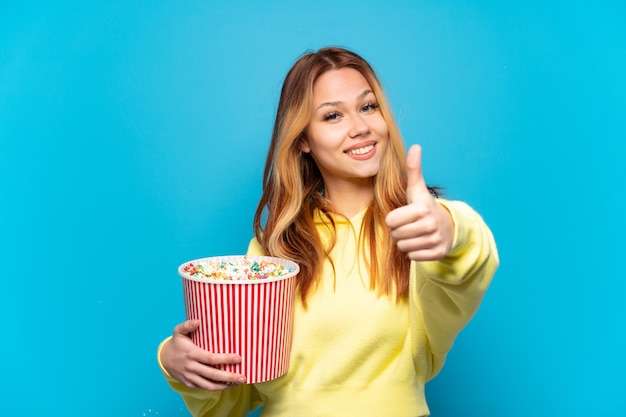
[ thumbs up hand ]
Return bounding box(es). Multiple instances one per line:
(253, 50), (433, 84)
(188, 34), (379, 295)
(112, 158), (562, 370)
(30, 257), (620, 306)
(385, 145), (454, 261)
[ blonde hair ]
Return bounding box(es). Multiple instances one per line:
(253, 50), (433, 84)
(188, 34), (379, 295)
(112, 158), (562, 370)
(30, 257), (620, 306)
(253, 47), (427, 305)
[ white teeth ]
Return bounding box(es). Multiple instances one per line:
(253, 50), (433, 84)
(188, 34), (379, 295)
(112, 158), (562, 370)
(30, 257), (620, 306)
(346, 144), (374, 155)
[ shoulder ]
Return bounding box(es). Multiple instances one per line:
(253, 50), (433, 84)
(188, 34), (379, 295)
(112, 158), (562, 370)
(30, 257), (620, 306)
(246, 237), (265, 256)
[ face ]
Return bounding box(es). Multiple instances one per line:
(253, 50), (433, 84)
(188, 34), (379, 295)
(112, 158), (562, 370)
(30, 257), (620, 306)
(302, 68), (389, 191)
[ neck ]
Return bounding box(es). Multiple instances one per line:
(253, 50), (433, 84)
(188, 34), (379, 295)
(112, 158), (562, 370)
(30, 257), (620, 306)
(323, 179), (373, 218)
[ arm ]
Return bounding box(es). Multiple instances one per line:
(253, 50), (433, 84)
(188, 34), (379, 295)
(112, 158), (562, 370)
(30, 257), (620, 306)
(410, 199), (499, 376)
(385, 145), (499, 379)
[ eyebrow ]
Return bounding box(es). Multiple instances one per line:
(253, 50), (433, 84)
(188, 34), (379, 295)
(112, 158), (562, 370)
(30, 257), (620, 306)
(316, 89), (374, 110)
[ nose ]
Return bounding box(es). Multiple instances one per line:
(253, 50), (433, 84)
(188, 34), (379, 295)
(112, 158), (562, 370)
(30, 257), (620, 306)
(348, 114), (370, 138)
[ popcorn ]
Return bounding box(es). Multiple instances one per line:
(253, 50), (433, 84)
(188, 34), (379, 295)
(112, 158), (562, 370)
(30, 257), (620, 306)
(182, 256), (292, 281)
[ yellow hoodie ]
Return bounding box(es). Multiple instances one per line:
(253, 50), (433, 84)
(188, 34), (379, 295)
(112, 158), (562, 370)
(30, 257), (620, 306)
(158, 199), (499, 416)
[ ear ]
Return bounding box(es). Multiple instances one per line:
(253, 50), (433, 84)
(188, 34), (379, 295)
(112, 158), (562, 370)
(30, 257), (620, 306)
(300, 138), (311, 153)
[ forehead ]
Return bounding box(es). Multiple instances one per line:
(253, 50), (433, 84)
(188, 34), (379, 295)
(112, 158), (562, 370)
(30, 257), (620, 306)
(312, 68), (373, 102)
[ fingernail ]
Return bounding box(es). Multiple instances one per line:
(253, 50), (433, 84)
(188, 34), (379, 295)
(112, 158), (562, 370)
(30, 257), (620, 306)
(238, 376), (246, 383)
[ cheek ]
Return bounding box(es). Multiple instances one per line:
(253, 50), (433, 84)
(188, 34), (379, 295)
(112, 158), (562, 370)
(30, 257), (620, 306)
(375, 121), (390, 140)
(370, 114), (389, 136)
(306, 125), (343, 152)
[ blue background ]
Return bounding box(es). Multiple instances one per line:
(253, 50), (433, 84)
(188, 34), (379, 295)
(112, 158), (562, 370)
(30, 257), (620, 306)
(1, 1), (625, 416)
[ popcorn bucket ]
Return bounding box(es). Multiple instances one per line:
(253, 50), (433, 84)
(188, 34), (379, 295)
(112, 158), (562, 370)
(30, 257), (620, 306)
(178, 255), (299, 384)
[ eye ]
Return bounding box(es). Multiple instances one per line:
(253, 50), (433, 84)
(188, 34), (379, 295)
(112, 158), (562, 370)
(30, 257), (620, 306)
(323, 111), (341, 121)
(361, 102), (380, 113)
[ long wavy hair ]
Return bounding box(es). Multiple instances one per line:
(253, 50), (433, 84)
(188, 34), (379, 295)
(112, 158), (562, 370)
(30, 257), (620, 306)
(253, 47), (437, 305)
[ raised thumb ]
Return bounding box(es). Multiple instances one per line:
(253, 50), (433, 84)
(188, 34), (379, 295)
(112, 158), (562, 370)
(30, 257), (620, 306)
(406, 144), (427, 204)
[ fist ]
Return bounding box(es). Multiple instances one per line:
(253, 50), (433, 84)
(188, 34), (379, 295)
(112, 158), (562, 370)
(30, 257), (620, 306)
(385, 145), (454, 261)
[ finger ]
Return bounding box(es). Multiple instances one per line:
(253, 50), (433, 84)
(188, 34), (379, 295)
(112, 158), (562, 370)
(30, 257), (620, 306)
(406, 144), (428, 204)
(406, 247), (449, 262)
(179, 363), (246, 391)
(195, 350), (243, 368)
(388, 218), (429, 240)
(385, 204), (420, 230)
(174, 319), (200, 336)
(187, 371), (245, 391)
(187, 376), (238, 391)
(193, 363), (247, 385)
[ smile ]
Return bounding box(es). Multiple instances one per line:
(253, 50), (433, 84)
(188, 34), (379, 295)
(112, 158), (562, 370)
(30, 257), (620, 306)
(345, 144), (375, 155)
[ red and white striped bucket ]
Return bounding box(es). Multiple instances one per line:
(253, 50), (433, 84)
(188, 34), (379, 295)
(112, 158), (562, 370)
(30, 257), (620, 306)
(178, 255), (299, 384)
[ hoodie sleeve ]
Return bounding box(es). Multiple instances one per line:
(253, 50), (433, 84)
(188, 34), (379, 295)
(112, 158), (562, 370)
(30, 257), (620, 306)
(409, 199), (499, 380)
